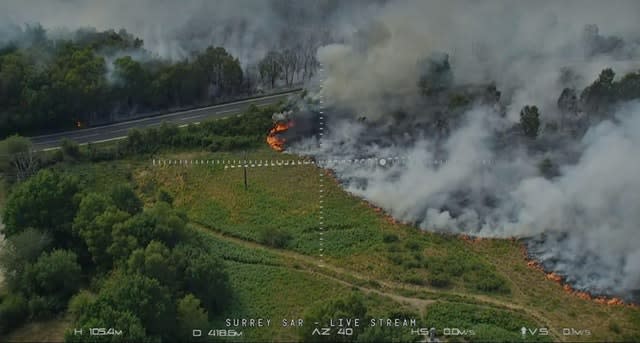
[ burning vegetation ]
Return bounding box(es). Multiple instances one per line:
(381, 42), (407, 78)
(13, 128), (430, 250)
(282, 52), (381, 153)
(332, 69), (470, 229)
(522, 245), (633, 307)
(267, 121), (293, 151)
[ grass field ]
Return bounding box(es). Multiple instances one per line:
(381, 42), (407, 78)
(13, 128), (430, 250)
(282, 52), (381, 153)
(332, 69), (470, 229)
(2, 147), (640, 342)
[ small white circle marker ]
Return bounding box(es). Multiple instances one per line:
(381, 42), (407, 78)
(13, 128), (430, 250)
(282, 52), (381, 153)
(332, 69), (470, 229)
(379, 158), (387, 166)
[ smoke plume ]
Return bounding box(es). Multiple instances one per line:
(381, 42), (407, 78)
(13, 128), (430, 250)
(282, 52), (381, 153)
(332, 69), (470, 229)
(3, 0), (640, 300)
(297, 0), (640, 300)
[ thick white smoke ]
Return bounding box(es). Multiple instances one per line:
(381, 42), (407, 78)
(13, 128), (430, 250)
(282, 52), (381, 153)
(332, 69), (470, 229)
(317, 0), (640, 120)
(0, 0), (377, 65)
(299, 0), (640, 299)
(309, 103), (640, 296)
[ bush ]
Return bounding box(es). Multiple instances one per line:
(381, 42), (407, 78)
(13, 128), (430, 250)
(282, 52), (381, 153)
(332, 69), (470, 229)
(382, 233), (399, 243)
(402, 260), (422, 269)
(0, 293), (29, 333)
(388, 253), (404, 265)
(405, 240), (422, 251)
(109, 184), (143, 214)
(403, 275), (425, 285)
(386, 243), (401, 253)
(2, 169), (79, 242)
(25, 249), (82, 309)
(27, 294), (57, 319)
(61, 138), (81, 160)
(428, 271), (452, 288)
(157, 188), (174, 205)
(259, 227), (292, 249)
(609, 321), (621, 334)
(68, 290), (96, 319)
(473, 275), (510, 294)
(87, 143), (117, 162)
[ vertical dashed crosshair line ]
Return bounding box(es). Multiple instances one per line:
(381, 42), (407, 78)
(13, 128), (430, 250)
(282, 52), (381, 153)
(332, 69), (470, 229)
(318, 63), (326, 268)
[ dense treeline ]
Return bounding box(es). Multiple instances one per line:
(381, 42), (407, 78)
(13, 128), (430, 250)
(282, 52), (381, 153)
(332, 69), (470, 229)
(0, 24), (318, 138)
(421, 61), (640, 141)
(116, 103), (277, 156)
(0, 168), (230, 341)
(0, 103), (280, 184)
(0, 100), (285, 340)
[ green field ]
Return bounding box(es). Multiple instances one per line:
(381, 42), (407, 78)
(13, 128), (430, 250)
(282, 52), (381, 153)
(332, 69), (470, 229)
(3, 147), (640, 342)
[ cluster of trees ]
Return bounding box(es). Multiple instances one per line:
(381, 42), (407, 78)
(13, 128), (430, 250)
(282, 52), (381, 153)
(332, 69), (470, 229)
(520, 68), (640, 139)
(0, 169), (231, 341)
(578, 68), (640, 115)
(0, 104), (279, 183)
(0, 24), (318, 138)
(116, 103), (276, 156)
(556, 68), (640, 121)
(258, 44), (319, 89)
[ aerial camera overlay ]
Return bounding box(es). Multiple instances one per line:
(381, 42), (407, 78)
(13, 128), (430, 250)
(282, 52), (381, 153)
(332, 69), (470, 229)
(0, 0), (639, 342)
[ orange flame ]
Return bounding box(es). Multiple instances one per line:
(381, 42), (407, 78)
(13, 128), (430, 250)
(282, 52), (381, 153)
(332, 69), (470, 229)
(521, 244), (636, 307)
(267, 121), (293, 151)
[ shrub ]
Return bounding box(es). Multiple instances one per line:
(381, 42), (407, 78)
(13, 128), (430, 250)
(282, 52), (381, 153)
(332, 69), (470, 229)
(27, 294), (57, 319)
(402, 260), (422, 269)
(386, 243), (401, 253)
(405, 240), (422, 251)
(382, 233), (399, 243)
(109, 184), (143, 214)
(388, 253), (404, 265)
(0, 293), (29, 333)
(61, 138), (81, 160)
(87, 143), (117, 162)
(473, 275), (510, 294)
(259, 227), (292, 249)
(68, 290), (96, 319)
(157, 188), (174, 205)
(404, 275), (425, 285)
(609, 321), (621, 334)
(428, 270), (452, 288)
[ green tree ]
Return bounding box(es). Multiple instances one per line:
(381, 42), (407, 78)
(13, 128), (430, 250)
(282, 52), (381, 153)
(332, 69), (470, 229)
(109, 184), (143, 214)
(301, 294), (368, 342)
(127, 241), (177, 290)
(196, 46), (243, 96)
(60, 138), (81, 161)
(0, 228), (51, 291)
(0, 293), (29, 334)
(259, 51), (283, 88)
(48, 44), (109, 126)
(138, 202), (188, 247)
(74, 193), (130, 270)
(68, 290), (96, 320)
(68, 301), (149, 343)
(2, 169), (79, 243)
(0, 135), (38, 182)
(107, 221), (141, 266)
(24, 249), (81, 311)
(0, 52), (31, 108)
(580, 68), (616, 114)
(176, 294), (209, 339)
(113, 56), (150, 108)
(91, 272), (176, 338)
(616, 70), (640, 101)
(519, 105), (541, 139)
(172, 243), (231, 312)
(106, 198), (186, 264)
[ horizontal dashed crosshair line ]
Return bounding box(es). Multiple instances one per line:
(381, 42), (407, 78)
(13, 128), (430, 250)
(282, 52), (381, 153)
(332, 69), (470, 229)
(151, 156), (409, 169)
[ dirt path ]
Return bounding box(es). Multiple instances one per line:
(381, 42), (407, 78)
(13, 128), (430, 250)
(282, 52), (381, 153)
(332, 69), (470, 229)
(194, 224), (563, 341)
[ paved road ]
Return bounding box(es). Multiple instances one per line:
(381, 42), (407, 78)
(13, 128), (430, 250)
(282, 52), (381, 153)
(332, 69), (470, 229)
(30, 90), (301, 150)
